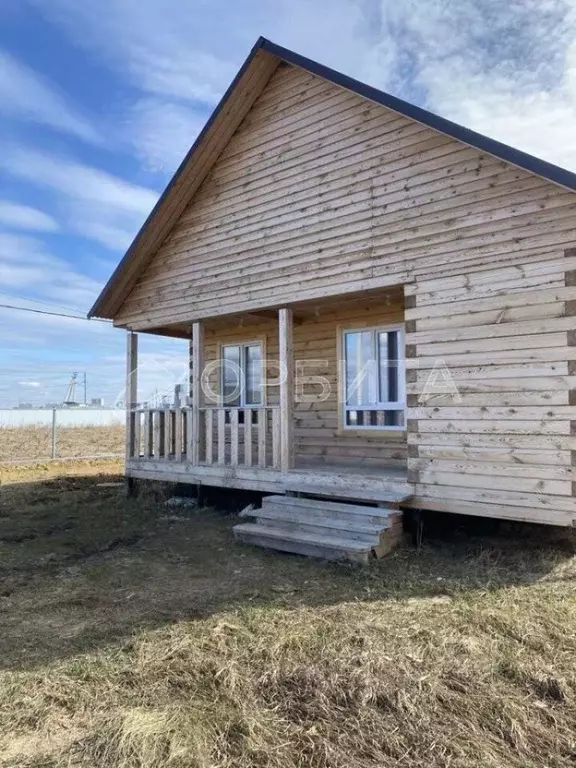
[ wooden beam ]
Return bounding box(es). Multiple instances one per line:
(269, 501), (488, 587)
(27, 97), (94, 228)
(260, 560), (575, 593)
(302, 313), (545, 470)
(125, 332), (138, 461)
(117, 324), (191, 339)
(279, 307), (294, 471)
(191, 321), (204, 465)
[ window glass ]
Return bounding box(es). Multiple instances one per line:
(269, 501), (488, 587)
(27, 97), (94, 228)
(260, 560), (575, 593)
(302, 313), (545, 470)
(222, 342), (263, 407)
(222, 345), (241, 406)
(345, 330), (374, 405)
(388, 330), (399, 403)
(379, 329), (400, 403)
(245, 345), (262, 405)
(342, 325), (405, 430)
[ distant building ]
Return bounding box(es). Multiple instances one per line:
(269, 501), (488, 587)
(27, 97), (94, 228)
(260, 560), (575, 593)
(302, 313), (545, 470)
(91, 397), (105, 407)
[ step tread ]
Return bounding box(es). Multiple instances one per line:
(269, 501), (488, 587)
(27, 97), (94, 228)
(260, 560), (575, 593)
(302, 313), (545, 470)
(233, 523), (373, 552)
(281, 484), (412, 503)
(243, 507), (390, 534)
(261, 495), (401, 516)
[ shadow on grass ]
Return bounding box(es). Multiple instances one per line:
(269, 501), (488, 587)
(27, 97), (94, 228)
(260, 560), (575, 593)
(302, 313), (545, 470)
(0, 473), (574, 671)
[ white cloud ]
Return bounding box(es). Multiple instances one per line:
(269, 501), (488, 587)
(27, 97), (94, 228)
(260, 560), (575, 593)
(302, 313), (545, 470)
(19, 380), (43, 388)
(0, 201), (59, 232)
(0, 232), (56, 268)
(75, 220), (134, 252)
(0, 49), (100, 143)
(0, 146), (159, 252)
(0, 147), (158, 215)
(0, 233), (103, 310)
(27, 0), (240, 102)
(28, 0), (381, 100)
(127, 98), (205, 174)
(27, 0), (390, 171)
(370, 0), (576, 171)
(28, 0), (576, 176)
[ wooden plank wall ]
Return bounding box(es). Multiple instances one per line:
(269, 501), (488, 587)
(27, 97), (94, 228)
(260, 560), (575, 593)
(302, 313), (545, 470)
(293, 298), (406, 468)
(116, 63), (576, 330)
(202, 294), (407, 469)
(405, 251), (576, 526)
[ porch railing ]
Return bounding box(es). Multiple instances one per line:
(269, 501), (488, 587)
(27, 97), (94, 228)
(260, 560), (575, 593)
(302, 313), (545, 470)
(128, 406), (281, 470)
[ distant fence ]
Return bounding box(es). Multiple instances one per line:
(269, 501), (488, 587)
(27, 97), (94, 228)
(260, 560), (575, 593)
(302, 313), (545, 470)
(0, 408), (126, 464)
(0, 408), (125, 428)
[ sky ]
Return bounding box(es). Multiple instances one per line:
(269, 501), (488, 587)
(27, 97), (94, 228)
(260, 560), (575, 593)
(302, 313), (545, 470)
(1, 0), (576, 407)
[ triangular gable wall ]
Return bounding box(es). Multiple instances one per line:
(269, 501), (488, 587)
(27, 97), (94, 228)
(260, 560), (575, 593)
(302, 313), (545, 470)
(114, 61), (576, 330)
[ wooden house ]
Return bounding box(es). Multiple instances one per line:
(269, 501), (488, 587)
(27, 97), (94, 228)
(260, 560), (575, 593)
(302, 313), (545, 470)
(90, 38), (576, 559)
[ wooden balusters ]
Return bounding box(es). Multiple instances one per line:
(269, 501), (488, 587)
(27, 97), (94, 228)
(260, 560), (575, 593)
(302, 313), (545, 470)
(132, 405), (282, 469)
(257, 409), (267, 467)
(272, 408), (281, 469)
(244, 408), (253, 467)
(217, 409), (226, 464)
(205, 409), (214, 464)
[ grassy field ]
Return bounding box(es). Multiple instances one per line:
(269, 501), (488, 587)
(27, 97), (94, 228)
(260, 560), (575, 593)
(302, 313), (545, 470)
(0, 425), (125, 463)
(1, 463), (576, 767)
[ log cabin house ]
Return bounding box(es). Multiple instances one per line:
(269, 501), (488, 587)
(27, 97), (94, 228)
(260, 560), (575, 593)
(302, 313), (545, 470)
(90, 38), (576, 560)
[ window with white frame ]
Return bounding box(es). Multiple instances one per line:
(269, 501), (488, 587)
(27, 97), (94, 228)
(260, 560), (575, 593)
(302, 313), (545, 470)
(221, 342), (264, 407)
(341, 325), (405, 430)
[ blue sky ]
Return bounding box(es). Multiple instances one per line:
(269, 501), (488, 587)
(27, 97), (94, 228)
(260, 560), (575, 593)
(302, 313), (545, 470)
(1, 0), (576, 406)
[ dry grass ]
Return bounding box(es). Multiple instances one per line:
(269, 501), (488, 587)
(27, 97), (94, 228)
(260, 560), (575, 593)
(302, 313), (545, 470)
(1, 464), (576, 767)
(0, 425), (125, 463)
(0, 458), (124, 485)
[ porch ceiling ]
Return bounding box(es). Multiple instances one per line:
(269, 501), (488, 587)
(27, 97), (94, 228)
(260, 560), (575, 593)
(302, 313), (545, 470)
(124, 285), (405, 339)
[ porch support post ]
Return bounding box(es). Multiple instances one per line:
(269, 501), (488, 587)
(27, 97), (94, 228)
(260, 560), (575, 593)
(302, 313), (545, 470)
(125, 331), (138, 462)
(191, 321), (204, 465)
(279, 307), (294, 472)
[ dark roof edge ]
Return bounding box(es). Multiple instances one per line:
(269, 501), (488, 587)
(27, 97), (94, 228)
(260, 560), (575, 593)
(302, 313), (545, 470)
(88, 35), (271, 318)
(260, 38), (576, 194)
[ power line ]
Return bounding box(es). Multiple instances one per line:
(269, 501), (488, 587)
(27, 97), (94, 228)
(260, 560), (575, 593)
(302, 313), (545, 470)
(0, 292), (84, 314)
(0, 303), (112, 324)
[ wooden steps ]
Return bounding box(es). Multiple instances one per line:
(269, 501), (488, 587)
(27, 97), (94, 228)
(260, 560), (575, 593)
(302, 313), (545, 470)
(282, 483), (411, 504)
(233, 493), (408, 563)
(234, 523), (378, 562)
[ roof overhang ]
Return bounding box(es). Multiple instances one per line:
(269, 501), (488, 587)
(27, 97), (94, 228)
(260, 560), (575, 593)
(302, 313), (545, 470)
(89, 37), (280, 320)
(89, 36), (576, 321)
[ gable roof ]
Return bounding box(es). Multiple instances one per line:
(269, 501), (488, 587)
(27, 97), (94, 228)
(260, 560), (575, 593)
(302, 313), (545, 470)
(89, 36), (576, 320)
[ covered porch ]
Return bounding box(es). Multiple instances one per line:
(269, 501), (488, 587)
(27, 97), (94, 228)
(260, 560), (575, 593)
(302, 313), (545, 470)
(124, 287), (411, 501)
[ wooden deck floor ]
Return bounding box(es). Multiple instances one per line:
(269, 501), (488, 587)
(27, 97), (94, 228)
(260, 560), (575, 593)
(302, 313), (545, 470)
(126, 456), (410, 502)
(294, 458), (407, 481)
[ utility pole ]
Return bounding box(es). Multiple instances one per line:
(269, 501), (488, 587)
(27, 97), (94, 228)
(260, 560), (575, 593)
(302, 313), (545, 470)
(83, 372), (87, 405)
(64, 372), (78, 405)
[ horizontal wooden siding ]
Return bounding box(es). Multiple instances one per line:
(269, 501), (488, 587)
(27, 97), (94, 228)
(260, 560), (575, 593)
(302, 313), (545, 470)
(201, 295), (407, 469)
(115, 63), (576, 329)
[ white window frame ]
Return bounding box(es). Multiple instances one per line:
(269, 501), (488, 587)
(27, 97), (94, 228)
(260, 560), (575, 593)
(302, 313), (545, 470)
(220, 340), (265, 408)
(340, 323), (406, 431)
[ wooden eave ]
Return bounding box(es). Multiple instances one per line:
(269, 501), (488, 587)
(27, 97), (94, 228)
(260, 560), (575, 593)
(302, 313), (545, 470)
(89, 36), (576, 322)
